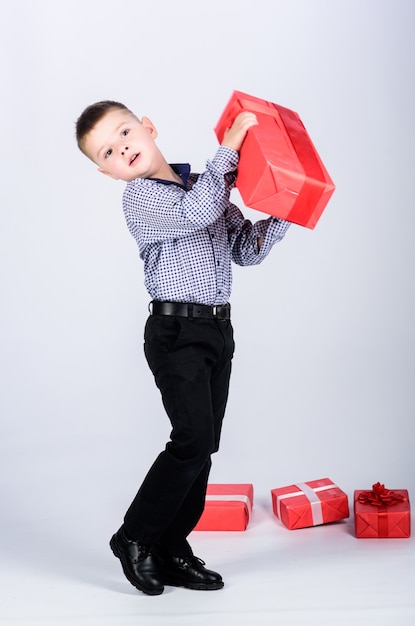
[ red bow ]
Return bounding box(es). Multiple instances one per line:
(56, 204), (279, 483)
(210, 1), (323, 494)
(358, 482), (406, 507)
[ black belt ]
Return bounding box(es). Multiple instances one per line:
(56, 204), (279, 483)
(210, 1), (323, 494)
(150, 301), (231, 320)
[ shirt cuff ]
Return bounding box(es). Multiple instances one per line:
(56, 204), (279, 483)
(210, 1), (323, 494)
(270, 217), (291, 237)
(211, 145), (239, 173)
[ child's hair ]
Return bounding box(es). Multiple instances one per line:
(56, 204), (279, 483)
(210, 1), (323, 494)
(76, 100), (133, 155)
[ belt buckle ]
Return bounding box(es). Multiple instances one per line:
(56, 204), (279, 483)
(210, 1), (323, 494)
(212, 306), (217, 318)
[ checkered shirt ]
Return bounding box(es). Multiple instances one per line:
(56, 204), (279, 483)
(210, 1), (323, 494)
(122, 146), (290, 306)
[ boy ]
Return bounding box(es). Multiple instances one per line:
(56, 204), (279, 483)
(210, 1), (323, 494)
(75, 101), (290, 595)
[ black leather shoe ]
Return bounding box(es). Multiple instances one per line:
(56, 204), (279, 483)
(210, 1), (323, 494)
(109, 527), (164, 595)
(158, 554), (224, 590)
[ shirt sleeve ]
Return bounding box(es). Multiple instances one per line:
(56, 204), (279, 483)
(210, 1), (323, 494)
(226, 202), (291, 266)
(123, 146), (239, 244)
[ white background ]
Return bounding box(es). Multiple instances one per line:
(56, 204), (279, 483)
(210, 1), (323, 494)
(1, 1), (414, 624)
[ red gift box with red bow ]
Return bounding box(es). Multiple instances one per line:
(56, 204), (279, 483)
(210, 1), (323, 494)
(193, 484), (254, 531)
(354, 482), (411, 538)
(214, 90), (336, 229)
(271, 478), (349, 530)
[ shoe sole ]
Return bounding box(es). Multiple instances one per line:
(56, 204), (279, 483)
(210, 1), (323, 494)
(110, 536), (164, 596)
(163, 578), (224, 591)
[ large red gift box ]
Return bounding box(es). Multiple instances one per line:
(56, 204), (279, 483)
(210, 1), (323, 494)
(271, 478), (349, 530)
(214, 90), (336, 229)
(354, 483), (411, 538)
(193, 484), (253, 531)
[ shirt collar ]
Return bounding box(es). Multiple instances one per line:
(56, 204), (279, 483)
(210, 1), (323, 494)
(147, 163), (191, 189)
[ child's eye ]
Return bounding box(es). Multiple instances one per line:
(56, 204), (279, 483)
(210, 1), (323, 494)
(121, 129), (129, 137)
(105, 148), (113, 158)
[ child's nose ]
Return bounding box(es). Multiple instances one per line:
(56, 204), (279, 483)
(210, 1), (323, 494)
(121, 146), (129, 156)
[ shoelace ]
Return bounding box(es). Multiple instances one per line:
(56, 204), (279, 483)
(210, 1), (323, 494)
(176, 556), (205, 569)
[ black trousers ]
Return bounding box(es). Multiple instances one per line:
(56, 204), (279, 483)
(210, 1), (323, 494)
(123, 314), (235, 556)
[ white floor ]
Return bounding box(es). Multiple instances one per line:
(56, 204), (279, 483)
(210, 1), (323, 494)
(1, 491), (413, 626)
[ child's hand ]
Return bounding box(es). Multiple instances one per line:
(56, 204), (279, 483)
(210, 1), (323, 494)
(221, 111), (258, 152)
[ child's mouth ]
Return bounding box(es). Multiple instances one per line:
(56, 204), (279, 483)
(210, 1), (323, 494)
(130, 153), (139, 166)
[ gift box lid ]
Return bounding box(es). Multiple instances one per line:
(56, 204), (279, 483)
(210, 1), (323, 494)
(193, 483), (254, 531)
(204, 483), (253, 510)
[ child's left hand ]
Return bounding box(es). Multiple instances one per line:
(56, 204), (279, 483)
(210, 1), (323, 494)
(221, 112), (258, 152)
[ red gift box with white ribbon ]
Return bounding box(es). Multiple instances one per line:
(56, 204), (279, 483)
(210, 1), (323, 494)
(271, 478), (349, 530)
(193, 484), (254, 531)
(354, 482), (411, 538)
(214, 90), (336, 229)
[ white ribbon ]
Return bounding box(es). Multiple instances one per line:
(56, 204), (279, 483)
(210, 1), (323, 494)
(276, 482), (336, 526)
(205, 494), (252, 521)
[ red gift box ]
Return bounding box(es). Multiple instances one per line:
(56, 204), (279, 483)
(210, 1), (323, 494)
(214, 90), (336, 229)
(354, 483), (411, 538)
(193, 484), (253, 531)
(271, 478), (349, 530)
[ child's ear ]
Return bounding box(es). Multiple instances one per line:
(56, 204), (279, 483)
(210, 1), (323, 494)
(141, 116), (158, 139)
(98, 167), (119, 180)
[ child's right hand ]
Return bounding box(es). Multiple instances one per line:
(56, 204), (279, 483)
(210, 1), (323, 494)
(221, 111), (258, 152)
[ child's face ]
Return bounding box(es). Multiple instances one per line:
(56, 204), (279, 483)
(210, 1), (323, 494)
(83, 109), (163, 182)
